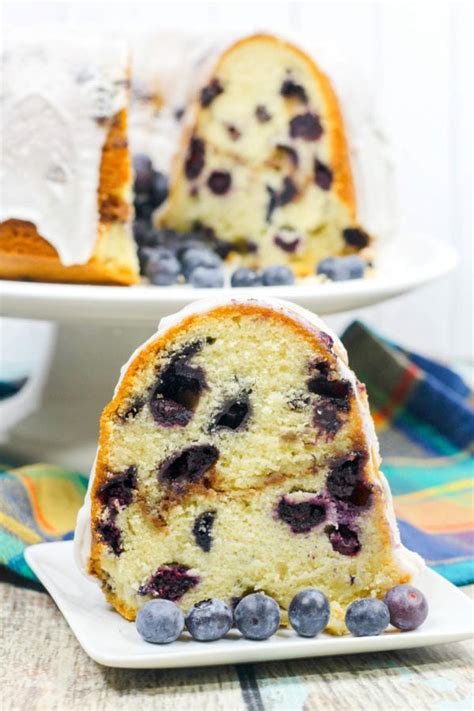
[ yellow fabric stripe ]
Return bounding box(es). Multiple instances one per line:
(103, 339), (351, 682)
(0, 511), (42, 545)
(395, 478), (474, 504)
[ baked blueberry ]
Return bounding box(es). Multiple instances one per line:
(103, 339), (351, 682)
(207, 171), (231, 195)
(185, 599), (233, 641)
(158, 444), (219, 492)
(281, 79), (308, 103)
(288, 589), (330, 637)
(151, 357), (206, 427)
(261, 265), (295, 286)
(289, 112), (323, 140)
(234, 593), (281, 640)
(136, 599), (185, 644)
(231, 267), (263, 287)
(193, 511), (216, 552)
(95, 519), (123, 556)
(97, 465), (137, 510)
(384, 585), (428, 631)
(185, 137), (206, 180)
(327, 524), (361, 556)
(213, 395), (250, 430)
(139, 563), (200, 601)
(190, 267), (224, 288)
(278, 496), (326, 533)
(345, 598), (390, 636)
(274, 233), (301, 253)
(143, 248), (181, 286)
(342, 228), (370, 249)
(255, 105), (272, 122)
(200, 78), (223, 107)
(314, 160), (333, 190)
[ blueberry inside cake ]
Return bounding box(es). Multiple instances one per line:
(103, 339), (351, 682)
(75, 298), (421, 633)
(158, 34), (371, 276)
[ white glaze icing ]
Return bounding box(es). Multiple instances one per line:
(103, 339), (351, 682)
(74, 297), (423, 582)
(0, 33), (129, 266)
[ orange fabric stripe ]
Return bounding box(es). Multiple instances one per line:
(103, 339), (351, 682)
(373, 363), (420, 428)
(19, 475), (59, 536)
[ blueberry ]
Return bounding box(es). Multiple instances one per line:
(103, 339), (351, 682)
(190, 267), (224, 288)
(231, 268), (262, 287)
(384, 585), (428, 631)
(289, 112), (323, 141)
(136, 599), (184, 644)
(158, 444), (219, 492)
(185, 599), (233, 641)
(200, 78), (223, 107)
(345, 598), (390, 636)
(143, 248), (181, 285)
(139, 563), (200, 601)
(234, 593), (281, 640)
(261, 265), (295, 286)
(134, 194), (154, 220)
(343, 227), (370, 249)
(317, 256), (366, 281)
(133, 220), (151, 247)
(277, 497), (326, 533)
(133, 154), (154, 193)
(192, 511), (216, 552)
(288, 589), (330, 637)
(181, 247), (222, 278)
(150, 171), (169, 208)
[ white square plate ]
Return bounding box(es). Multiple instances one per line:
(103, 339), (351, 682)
(26, 541), (474, 669)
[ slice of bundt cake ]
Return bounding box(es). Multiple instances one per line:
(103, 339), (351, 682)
(158, 34), (371, 276)
(0, 35), (139, 285)
(75, 297), (422, 634)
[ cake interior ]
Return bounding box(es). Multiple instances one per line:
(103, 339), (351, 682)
(90, 306), (408, 633)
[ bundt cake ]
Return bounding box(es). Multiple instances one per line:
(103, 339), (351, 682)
(0, 35), (139, 285)
(158, 34), (372, 276)
(75, 297), (422, 634)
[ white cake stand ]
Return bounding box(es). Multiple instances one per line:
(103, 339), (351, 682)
(0, 233), (457, 473)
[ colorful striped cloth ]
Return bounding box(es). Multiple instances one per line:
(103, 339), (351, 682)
(0, 321), (472, 585)
(342, 321), (474, 586)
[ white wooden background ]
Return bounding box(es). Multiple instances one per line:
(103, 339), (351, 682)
(2, 0), (473, 360)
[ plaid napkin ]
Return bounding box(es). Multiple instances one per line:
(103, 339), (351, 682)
(0, 321), (472, 585)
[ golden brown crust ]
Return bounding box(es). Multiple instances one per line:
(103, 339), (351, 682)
(0, 220), (138, 285)
(0, 109), (136, 285)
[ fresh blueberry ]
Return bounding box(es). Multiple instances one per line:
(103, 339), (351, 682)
(181, 247), (222, 278)
(231, 268), (263, 287)
(150, 170), (169, 208)
(288, 589), (330, 637)
(133, 220), (151, 247)
(185, 599), (233, 641)
(136, 599), (185, 644)
(134, 194), (154, 220)
(261, 265), (295, 286)
(143, 248), (181, 285)
(316, 256), (366, 281)
(190, 266), (224, 288)
(234, 593), (281, 640)
(133, 154), (154, 193)
(384, 585), (428, 631)
(345, 598), (390, 636)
